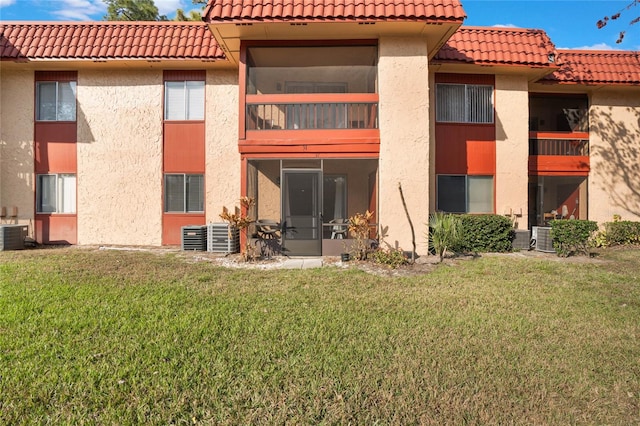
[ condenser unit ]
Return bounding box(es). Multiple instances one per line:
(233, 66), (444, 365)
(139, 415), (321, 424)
(532, 226), (555, 253)
(512, 229), (531, 250)
(181, 225), (207, 251)
(0, 224), (28, 251)
(207, 223), (239, 253)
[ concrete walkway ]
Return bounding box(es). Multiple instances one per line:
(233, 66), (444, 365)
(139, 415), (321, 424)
(281, 257), (324, 269)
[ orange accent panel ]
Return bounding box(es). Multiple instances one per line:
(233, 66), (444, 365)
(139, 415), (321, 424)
(162, 213), (205, 245)
(241, 152), (379, 159)
(530, 131), (589, 140)
(435, 124), (495, 174)
(528, 155), (590, 176)
(239, 45), (247, 140)
(239, 142), (379, 155)
(246, 93), (379, 104)
(35, 214), (77, 244)
(35, 122), (77, 173)
(163, 122), (205, 173)
(35, 71), (77, 82)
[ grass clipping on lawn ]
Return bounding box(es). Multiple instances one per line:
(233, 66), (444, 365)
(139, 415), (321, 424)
(1, 248), (639, 424)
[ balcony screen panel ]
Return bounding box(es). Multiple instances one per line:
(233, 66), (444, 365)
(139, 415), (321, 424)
(247, 46), (377, 95)
(529, 94), (589, 132)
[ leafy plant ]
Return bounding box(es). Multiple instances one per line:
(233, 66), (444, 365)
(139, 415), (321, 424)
(348, 210), (374, 260)
(220, 196), (256, 261)
(371, 247), (408, 268)
(451, 215), (514, 253)
(428, 212), (461, 263)
(603, 220), (640, 246)
(550, 219), (598, 257)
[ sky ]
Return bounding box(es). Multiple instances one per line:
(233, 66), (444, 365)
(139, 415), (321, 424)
(0, 0), (638, 50)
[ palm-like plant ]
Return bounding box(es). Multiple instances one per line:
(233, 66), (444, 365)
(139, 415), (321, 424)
(428, 212), (461, 263)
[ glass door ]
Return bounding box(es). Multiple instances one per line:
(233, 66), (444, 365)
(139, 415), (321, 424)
(281, 170), (322, 256)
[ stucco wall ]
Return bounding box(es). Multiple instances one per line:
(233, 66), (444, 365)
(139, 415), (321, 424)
(77, 69), (163, 245)
(0, 69), (35, 229)
(205, 70), (240, 222)
(495, 74), (529, 229)
(378, 37), (430, 253)
(589, 89), (640, 223)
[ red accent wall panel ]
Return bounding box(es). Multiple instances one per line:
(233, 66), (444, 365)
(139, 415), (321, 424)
(435, 124), (495, 174)
(163, 214), (206, 245)
(35, 71), (77, 82)
(35, 215), (77, 244)
(163, 122), (206, 173)
(528, 155), (590, 176)
(435, 73), (495, 85)
(164, 70), (205, 81)
(35, 122), (77, 173)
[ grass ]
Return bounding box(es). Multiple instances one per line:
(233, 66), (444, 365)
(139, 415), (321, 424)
(1, 248), (639, 424)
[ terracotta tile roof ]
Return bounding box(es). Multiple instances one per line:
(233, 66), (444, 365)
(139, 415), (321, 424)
(542, 50), (640, 85)
(203, 0), (466, 23)
(433, 26), (557, 68)
(0, 22), (225, 61)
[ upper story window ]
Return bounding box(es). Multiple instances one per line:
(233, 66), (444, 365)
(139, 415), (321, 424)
(246, 45), (378, 95)
(36, 81), (77, 121)
(164, 81), (205, 121)
(529, 94), (589, 132)
(436, 83), (493, 124)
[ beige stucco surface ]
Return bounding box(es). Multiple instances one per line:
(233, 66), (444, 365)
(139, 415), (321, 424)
(589, 89), (640, 224)
(77, 69), (163, 245)
(495, 74), (529, 229)
(205, 70), (240, 222)
(378, 37), (430, 254)
(0, 69), (35, 230)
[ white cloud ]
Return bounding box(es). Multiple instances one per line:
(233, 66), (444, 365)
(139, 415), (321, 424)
(565, 43), (620, 50)
(492, 24), (519, 28)
(155, 0), (185, 16)
(0, 0), (17, 8)
(51, 0), (105, 20)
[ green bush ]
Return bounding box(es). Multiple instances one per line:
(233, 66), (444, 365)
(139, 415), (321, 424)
(371, 248), (409, 268)
(427, 212), (462, 262)
(603, 221), (640, 246)
(550, 220), (598, 257)
(451, 215), (514, 253)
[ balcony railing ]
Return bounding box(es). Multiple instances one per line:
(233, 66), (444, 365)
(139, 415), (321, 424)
(245, 94), (378, 132)
(529, 132), (589, 156)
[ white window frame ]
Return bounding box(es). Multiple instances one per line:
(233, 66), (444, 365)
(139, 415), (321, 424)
(164, 174), (204, 213)
(36, 173), (77, 214)
(436, 83), (494, 124)
(164, 80), (205, 121)
(437, 175), (494, 214)
(36, 81), (77, 122)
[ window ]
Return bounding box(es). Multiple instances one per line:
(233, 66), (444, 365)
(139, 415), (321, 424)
(437, 175), (493, 213)
(36, 81), (77, 121)
(164, 174), (204, 213)
(36, 174), (76, 213)
(436, 83), (493, 123)
(164, 81), (205, 120)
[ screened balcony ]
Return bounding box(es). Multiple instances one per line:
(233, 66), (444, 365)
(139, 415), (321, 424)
(243, 44), (379, 140)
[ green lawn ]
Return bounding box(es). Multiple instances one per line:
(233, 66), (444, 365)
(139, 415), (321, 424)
(1, 248), (639, 424)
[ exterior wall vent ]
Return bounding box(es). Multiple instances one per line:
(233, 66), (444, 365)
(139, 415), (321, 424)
(207, 223), (240, 254)
(181, 225), (207, 251)
(0, 225), (28, 251)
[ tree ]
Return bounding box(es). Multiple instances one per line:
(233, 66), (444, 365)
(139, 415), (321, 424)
(103, 0), (168, 21)
(597, 0), (639, 44)
(174, 8), (202, 21)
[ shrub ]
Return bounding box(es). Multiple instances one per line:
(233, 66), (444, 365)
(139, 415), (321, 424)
(451, 215), (514, 254)
(371, 248), (409, 268)
(428, 213), (461, 262)
(550, 219), (598, 257)
(603, 221), (640, 246)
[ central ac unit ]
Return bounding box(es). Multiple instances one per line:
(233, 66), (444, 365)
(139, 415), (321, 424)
(207, 223), (240, 253)
(181, 225), (207, 251)
(532, 226), (554, 253)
